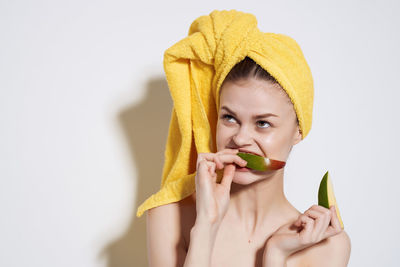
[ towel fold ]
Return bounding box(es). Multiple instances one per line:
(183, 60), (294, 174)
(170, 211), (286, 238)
(136, 9), (314, 218)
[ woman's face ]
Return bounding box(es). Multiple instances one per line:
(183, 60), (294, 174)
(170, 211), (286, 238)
(216, 77), (302, 183)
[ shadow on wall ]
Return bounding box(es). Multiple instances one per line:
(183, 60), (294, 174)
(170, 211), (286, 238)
(99, 77), (173, 267)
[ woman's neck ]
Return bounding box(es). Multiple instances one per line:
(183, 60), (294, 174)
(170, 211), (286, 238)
(227, 169), (297, 237)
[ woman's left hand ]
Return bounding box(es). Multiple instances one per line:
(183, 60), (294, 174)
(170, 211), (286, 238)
(264, 204), (343, 261)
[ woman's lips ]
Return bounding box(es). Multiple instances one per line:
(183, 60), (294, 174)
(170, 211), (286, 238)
(234, 163), (251, 172)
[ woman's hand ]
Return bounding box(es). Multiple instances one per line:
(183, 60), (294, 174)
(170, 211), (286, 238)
(264, 204), (343, 261)
(194, 148), (247, 226)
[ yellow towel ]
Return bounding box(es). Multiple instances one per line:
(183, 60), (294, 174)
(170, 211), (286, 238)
(136, 9), (314, 218)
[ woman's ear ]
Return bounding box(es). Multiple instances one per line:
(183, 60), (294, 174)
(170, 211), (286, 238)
(293, 125), (302, 145)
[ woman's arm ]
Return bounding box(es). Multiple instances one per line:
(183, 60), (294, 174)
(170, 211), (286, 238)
(146, 204), (187, 267)
(183, 219), (219, 267)
(146, 202), (220, 267)
(182, 149), (246, 267)
(147, 149), (245, 267)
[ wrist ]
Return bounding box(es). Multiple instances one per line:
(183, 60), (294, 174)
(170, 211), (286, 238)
(194, 213), (222, 229)
(263, 241), (289, 267)
(191, 219), (220, 237)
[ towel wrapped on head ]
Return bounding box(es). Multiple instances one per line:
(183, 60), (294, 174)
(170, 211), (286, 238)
(136, 9), (314, 218)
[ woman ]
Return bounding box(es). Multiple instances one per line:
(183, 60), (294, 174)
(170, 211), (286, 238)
(143, 10), (351, 267)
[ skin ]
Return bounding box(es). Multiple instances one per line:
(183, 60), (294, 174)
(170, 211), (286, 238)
(192, 77), (347, 265)
(215, 77), (302, 234)
(146, 76), (351, 267)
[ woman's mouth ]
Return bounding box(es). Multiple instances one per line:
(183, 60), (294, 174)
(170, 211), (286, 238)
(234, 163), (251, 172)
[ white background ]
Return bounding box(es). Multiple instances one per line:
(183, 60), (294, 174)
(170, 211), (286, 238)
(1, 1), (399, 266)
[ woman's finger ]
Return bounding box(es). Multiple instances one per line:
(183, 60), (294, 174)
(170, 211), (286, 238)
(198, 153), (219, 167)
(311, 205), (339, 232)
(324, 206), (342, 238)
(199, 152), (246, 169)
(215, 149), (237, 168)
(310, 205), (332, 227)
(215, 154), (247, 169)
(197, 154), (209, 168)
(196, 160), (209, 184)
(198, 150), (247, 169)
(330, 206), (342, 231)
(305, 208), (331, 241)
(304, 208), (323, 220)
(217, 148), (239, 154)
(198, 160), (215, 191)
(306, 205), (342, 241)
(196, 153), (216, 169)
(220, 164), (235, 190)
(297, 214), (315, 244)
(207, 161), (217, 182)
(312, 204), (332, 213)
(207, 161), (216, 174)
(214, 156), (224, 169)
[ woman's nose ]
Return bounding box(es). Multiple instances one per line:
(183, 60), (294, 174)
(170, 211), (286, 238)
(232, 125), (253, 146)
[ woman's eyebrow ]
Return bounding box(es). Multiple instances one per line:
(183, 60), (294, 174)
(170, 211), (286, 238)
(221, 106), (279, 118)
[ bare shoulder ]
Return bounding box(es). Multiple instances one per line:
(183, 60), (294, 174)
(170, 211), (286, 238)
(299, 230), (352, 266)
(146, 194), (196, 267)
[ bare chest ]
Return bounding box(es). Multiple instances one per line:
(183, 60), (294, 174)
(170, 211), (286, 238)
(208, 226), (305, 267)
(210, 228), (269, 267)
(184, 222), (305, 267)
(179, 195), (307, 266)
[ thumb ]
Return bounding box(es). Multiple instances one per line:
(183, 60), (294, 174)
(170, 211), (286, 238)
(220, 164), (235, 190)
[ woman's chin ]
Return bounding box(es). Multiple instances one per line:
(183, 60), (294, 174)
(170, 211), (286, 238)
(232, 172), (259, 185)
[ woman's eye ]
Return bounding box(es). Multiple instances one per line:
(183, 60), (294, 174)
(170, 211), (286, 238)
(222, 114), (235, 122)
(257, 121), (270, 128)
